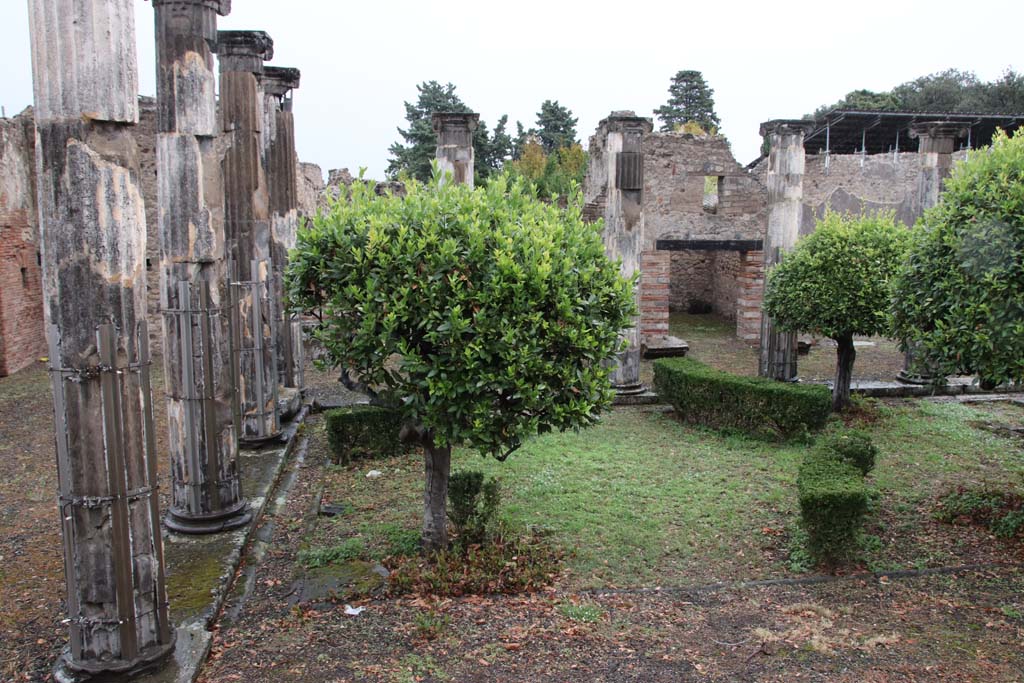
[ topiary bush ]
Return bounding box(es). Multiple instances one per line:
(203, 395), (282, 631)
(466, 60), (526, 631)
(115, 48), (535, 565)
(324, 405), (404, 465)
(653, 357), (831, 440)
(797, 448), (869, 566)
(823, 429), (877, 476)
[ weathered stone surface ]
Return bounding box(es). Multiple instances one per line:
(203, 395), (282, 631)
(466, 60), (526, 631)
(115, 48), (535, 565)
(432, 112), (478, 187)
(29, 0), (173, 674)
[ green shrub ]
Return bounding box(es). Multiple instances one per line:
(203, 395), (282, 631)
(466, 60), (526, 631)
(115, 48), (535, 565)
(324, 405), (403, 465)
(797, 449), (869, 566)
(298, 538), (366, 569)
(936, 486), (1024, 539)
(824, 429), (877, 475)
(448, 470), (501, 548)
(653, 357), (831, 440)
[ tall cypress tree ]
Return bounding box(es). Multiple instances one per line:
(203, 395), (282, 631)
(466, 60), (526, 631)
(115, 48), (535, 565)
(654, 70), (721, 133)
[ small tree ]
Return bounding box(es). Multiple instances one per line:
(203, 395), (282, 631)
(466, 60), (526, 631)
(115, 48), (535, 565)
(535, 100), (579, 153)
(892, 129), (1024, 388)
(764, 212), (910, 411)
(288, 172), (634, 551)
(654, 70), (721, 133)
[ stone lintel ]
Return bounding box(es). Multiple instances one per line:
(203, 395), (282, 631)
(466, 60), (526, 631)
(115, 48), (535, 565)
(150, 0), (230, 14)
(216, 30), (273, 71)
(599, 111), (654, 135)
(263, 67), (301, 98)
(909, 121), (968, 154)
(432, 112), (480, 135)
(759, 119), (815, 138)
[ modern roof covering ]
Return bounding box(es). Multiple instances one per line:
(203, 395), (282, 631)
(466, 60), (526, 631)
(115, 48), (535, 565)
(768, 110), (1024, 155)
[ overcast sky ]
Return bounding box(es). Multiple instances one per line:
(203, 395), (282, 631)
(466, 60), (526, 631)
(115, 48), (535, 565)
(2, 0), (1021, 179)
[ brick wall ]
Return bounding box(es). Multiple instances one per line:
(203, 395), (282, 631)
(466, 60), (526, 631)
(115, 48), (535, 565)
(136, 97), (162, 355)
(640, 251), (669, 339)
(735, 250), (764, 343)
(0, 109), (45, 376)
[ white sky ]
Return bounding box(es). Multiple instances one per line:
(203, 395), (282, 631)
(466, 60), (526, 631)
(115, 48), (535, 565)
(2, 0), (1021, 179)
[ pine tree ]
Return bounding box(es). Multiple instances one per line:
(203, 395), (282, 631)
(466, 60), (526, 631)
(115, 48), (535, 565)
(654, 70), (721, 133)
(535, 100), (579, 153)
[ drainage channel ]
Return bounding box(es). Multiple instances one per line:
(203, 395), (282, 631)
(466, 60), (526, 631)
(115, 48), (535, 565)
(221, 434), (309, 625)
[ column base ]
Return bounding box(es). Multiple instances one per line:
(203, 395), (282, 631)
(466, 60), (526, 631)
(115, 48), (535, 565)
(895, 370), (941, 386)
(165, 500), (252, 535)
(54, 635), (175, 683)
(239, 430), (284, 447)
(612, 381), (648, 396)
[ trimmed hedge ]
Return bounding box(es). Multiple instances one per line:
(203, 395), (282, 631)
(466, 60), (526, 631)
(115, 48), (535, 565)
(823, 429), (877, 476)
(653, 357), (831, 440)
(797, 448), (869, 565)
(324, 405), (404, 465)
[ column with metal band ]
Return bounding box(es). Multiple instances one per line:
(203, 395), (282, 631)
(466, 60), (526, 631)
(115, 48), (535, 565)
(28, 0), (174, 675)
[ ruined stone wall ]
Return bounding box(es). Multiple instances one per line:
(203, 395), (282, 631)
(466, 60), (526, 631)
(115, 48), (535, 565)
(0, 108), (44, 376)
(711, 250), (741, 320)
(297, 161), (325, 218)
(137, 96), (161, 354)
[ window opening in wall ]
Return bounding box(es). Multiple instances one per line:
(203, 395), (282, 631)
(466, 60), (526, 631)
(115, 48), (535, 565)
(702, 176), (722, 214)
(21, 267), (28, 287)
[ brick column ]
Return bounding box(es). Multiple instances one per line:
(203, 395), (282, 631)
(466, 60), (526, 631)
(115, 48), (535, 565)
(593, 111), (653, 395)
(262, 66), (304, 391)
(640, 251), (670, 340)
(432, 112), (478, 187)
(218, 30), (281, 442)
(28, 0), (174, 675)
(736, 250), (764, 342)
(897, 121), (967, 384)
(758, 120), (813, 381)
(154, 0), (251, 534)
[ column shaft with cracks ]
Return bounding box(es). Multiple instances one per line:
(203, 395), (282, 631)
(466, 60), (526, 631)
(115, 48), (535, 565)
(218, 30), (281, 442)
(758, 121), (812, 381)
(154, 0), (251, 533)
(28, 0), (174, 675)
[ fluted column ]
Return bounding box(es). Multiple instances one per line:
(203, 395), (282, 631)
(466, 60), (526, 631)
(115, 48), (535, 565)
(262, 66), (304, 391)
(218, 30), (281, 442)
(758, 120), (813, 381)
(154, 0), (251, 533)
(28, 0), (174, 675)
(432, 112), (479, 187)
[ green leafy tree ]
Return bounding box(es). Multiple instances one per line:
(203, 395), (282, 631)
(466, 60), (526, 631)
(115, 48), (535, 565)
(287, 172), (634, 551)
(387, 81), (510, 183)
(654, 70), (721, 133)
(507, 140), (588, 202)
(535, 100), (579, 153)
(764, 212), (910, 411)
(892, 129), (1024, 388)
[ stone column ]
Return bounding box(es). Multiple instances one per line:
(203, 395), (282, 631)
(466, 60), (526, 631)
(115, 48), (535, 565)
(758, 120), (813, 381)
(218, 30), (281, 442)
(262, 66), (304, 392)
(154, 0), (251, 534)
(594, 112), (653, 395)
(897, 121), (967, 384)
(28, 0), (174, 676)
(432, 112), (479, 187)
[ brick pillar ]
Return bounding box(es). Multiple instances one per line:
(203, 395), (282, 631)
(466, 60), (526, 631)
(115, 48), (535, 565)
(736, 250), (764, 342)
(640, 251), (670, 340)
(218, 30), (282, 443)
(758, 120), (813, 381)
(28, 0), (174, 675)
(897, 121), (967, 384)
(593, 111), (653, 395)
(262, 66), (304, 391)
(432, 112), (479, 187)
(154, 0), (251, 534)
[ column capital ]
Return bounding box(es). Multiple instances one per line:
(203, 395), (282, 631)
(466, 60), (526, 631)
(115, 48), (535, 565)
(150, 0), (230, 14)
(908, 121), (968, 142)
(263, 67), (301, 98)
(759, 119), (814, 138)
(217, 30), (273, 71)
(432, 112), (479, 135)
(599, 111), (654, 135)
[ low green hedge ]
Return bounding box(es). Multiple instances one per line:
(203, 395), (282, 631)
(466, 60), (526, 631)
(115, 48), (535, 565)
(797, 448), (869, 566)
(823, 429), (877, 476)
(653, 358), (831, 440)
(324, 405), (404, 465)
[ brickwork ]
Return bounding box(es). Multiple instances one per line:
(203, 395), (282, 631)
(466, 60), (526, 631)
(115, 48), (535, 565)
(735, 250), (764, 343)
(137, 96), (161, 354)
(0, 109), (44, 376)
(640, 251), (669, 338)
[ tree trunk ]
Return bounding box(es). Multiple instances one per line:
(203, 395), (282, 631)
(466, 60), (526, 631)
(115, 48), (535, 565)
(833, 334), (856, 412)
(422, 435), (451, 554)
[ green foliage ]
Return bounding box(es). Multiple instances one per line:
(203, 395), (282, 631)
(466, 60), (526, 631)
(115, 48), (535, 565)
(507, 141), (589, 202)
(447, 470), (501, 547)
(298, 538), (366, 569)
(288, 173), (634, 461)
(892, 129), (1024, 386)
(812, 68), (1024, 118)
(653, 357), (831, 440)
(764, 211), (910, 340)
(535, 100), (579, 154)
(935, 486), (1024, 539)
(386, 81), (510, 183)
(324, 405), (404, 465)
(823, 429), (877, 476)
(412, 610), (451, 641)
(797, 449), (869, 566)
(654, 70), (721, 133)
